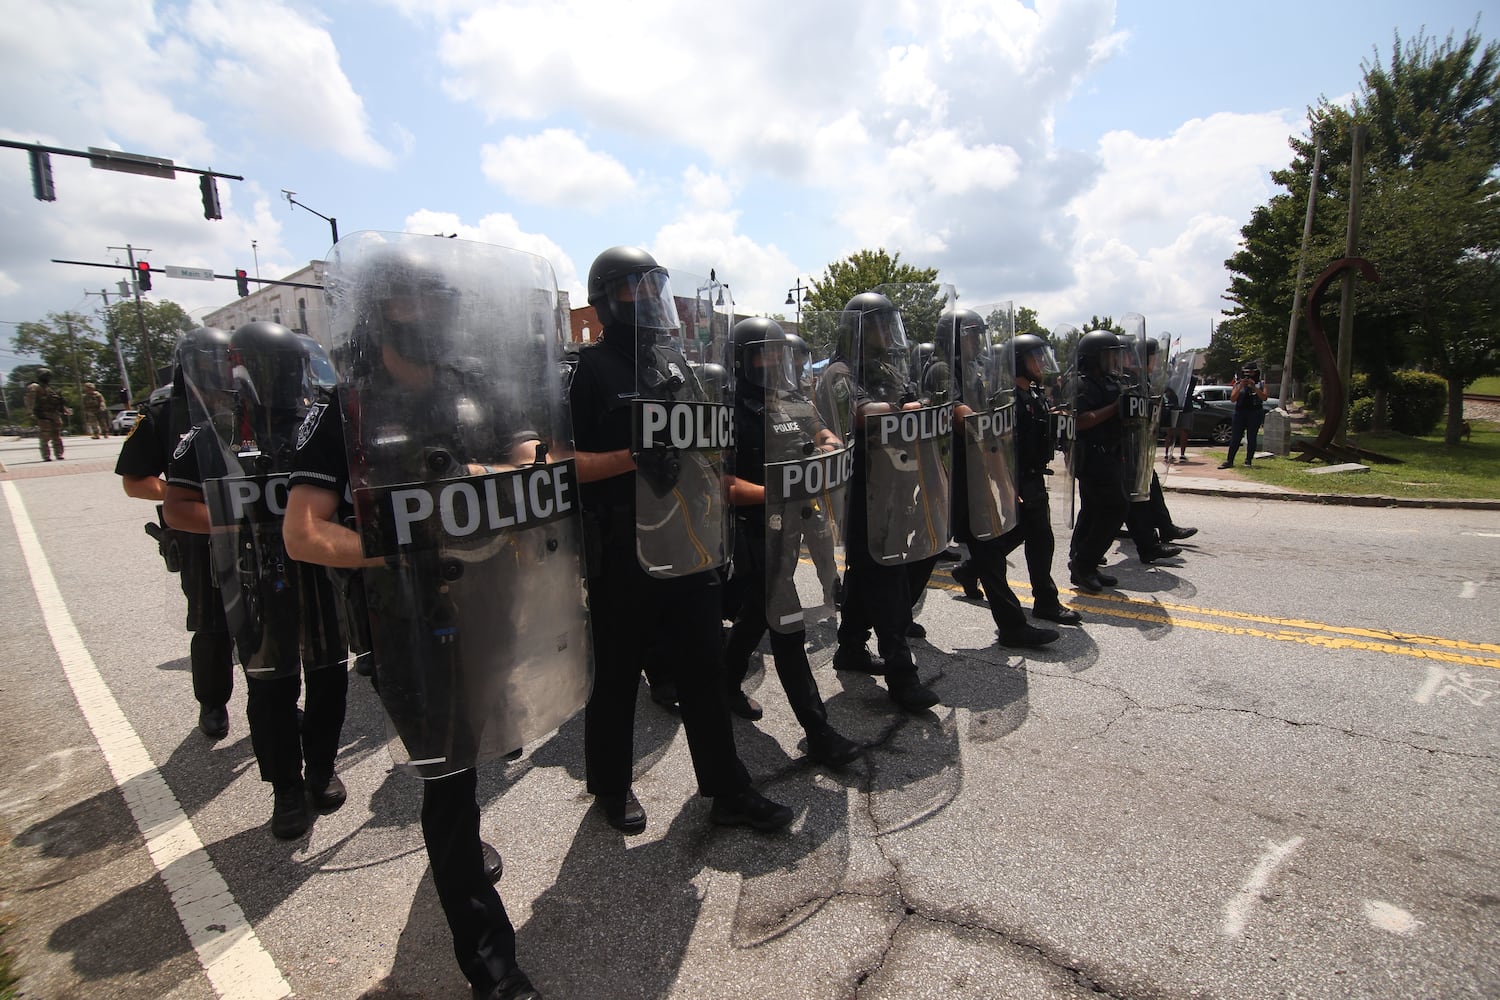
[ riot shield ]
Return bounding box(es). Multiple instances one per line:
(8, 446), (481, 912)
(186, 327), (309, 680)
(857, 282), (955, 564)
(956, 303), (1017, 541)
(763, 333), (854, 633)
(1117, 315), (1167, 501)
(325, 231), (592, 775)
(1052, 324), (1083, 528)
(631, 267), (732, 578)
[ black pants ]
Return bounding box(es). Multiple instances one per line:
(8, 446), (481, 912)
(1071, 476), (1130, 570)
(963, 536), (1029, 631)
(1226, 411), (1263, 465)
(1124, 472), (1177, 552)
(181, 542), (234, 709)
(584, 547), (749, 799)
(421, 767), (519, 994)
(998, 476), (1061, 610)
(723, 532), (829, 735)
(837, 562), (919, 683)
(245, 665), (348, 787)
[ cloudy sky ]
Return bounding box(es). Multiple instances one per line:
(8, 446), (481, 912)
(0, 0), (1488, 373)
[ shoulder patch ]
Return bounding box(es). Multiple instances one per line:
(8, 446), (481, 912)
(296, 403), (328, 451)
(172, 425), (201, 461)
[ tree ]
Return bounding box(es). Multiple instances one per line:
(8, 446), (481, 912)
(10, 312), (109, 429)
(1224, 27), (1500, 443)
(101, 299), (194, 401)
(1014, 306), (1046, 337)
(799, 248), (940, 357)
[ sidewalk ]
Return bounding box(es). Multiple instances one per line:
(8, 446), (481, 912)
(1156, 448), (1500, 511)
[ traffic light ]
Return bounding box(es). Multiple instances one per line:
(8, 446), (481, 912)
(199, 174), (222, 220)
(136, 261), (152, 292)
(29, 149), (55, 201)
(235, 268), (250, 297)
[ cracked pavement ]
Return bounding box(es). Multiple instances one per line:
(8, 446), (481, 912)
(1, 446), (1497, 998)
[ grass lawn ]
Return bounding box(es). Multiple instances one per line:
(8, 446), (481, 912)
(1466, 376), (1500, 395)
(1206, 420), (1500, 499)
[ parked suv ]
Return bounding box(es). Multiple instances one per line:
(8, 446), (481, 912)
(111, 409), (141, 432)
(1171, 385), (1280, 444)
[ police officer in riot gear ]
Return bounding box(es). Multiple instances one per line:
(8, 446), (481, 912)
(821, 291), (941, 711)
(942, 310), (1060, 647)
(286, 234), (575, 1000)
(165, 321), (349, 840)
(1067, 330), (1131, 592)
(115, 328), (236, 738)
(1121, 339), (1184, 563)
(722, 317), (861, 765)
(569, 245), (793, 834)
(1000, 333), (1082, 624)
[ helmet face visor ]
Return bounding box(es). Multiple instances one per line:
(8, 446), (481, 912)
(861, 309), (908, 357)
(1020, 343), (1060, 380)
(742, 338), (797, 392)
(609, 269), (680, 336)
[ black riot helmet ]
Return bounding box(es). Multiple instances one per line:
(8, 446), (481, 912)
(1077, 329), (1125, 377)
(348, 242), (460, 369)
(837, 291), (907, 361)
(229, 322), (310, 416)
(694, 362), (729, 395)
(937, 308), (985, 359)
(1010, 333), (1059, 380)
(586, 246), (680, 341)
(175, 326), (232, 394)
(729, 317), (795, 394)
(35, 368), (52, 385)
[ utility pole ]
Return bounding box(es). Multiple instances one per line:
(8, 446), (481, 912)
(86, 286), (135, 404)
(65, 315), (83, 432)
(1333, 126), (1366, 447)
(108, 243), (157, 394)
(1279, 142), (1322, 409)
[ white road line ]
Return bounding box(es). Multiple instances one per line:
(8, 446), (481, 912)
(1222, 835), (1305, 937)
(2, 481), (290, 1000)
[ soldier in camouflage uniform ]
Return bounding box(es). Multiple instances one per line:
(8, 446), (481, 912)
(82, 382), (110, 438)
(31, 369), (69, 461)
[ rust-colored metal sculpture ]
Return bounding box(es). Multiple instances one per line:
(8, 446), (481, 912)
(1295, 256), (1394, 463)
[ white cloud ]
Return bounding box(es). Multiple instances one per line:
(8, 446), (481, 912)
(180, 0), (393, 168)
(480, 129), (635, 208)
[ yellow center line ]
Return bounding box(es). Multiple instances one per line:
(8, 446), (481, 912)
(922, 572), (1500, 671)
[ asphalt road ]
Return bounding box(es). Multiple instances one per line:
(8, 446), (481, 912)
(1, 434), (1497, 1000)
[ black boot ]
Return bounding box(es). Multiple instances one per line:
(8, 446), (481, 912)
(271, 783), (309, 839)
(950, 561), (984, 600)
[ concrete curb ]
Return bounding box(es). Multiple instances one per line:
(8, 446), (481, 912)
(1161, 481), (1500, 511)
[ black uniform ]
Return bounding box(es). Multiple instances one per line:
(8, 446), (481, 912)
(170, 421), (348, 796)
(819, 357), (932, 702)
(290, 394), (521, 995)
(568, 339), (752, 800)
(1069, 374), (1129, 573)
(722, 391), (832, 735)
(114, 396), (234, 714)
(996, 383), (1065, 609)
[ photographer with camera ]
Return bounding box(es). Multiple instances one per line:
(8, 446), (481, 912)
(1218, 363), (1269, 469)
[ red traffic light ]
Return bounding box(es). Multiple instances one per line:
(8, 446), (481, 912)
(136, 261), (152, 291)
(235, 268), (249, 297)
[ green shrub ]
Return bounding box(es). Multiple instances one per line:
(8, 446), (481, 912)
(1305, 384), (1320, 410)
(1387, 370), (1448, 436)
(1348, 372), (1371, 401)
(1349, 397), (1376, 431)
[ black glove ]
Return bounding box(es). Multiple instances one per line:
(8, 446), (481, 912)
(635, 446), (683, 498)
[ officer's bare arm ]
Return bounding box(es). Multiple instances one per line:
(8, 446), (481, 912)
(284, 485), (379, 568)
(163, 484), (212, 534)
(573, 449), (636, 484)
(122, 475), (166, 501)
(725, 474), (765, 506)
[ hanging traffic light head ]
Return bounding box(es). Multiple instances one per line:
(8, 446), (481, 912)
(235, 268), (250, 297)
(199, 174), (222, 220)
(136, 260), (152, 292)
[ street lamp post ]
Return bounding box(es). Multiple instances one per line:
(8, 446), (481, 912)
(785, 278), (812, 329)
(695, 269), (731, 362)
(281, 190), (340, 246)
